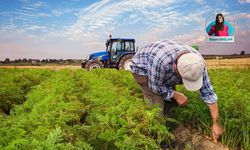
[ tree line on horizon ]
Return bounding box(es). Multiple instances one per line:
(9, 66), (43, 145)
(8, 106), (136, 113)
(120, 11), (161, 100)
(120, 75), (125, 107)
(0, 51), (248, 65)
(0, 58), (82, 65)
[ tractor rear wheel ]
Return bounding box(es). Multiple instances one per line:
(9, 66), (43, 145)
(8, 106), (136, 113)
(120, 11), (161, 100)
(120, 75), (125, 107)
(118, 54), (134, 71)
(85, 60), (104, 71)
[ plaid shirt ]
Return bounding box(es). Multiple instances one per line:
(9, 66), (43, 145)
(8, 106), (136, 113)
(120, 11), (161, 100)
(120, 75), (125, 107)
(130, 40), (217, 104)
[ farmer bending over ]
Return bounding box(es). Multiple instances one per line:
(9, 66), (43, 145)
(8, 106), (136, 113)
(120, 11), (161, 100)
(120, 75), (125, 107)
(130, 39), (222, 141)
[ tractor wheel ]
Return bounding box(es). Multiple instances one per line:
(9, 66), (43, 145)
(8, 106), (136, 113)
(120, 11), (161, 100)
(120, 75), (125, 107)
(80, 61), (86, 68)
(85, 60), (104, 71)
(118, 54), (134, 71)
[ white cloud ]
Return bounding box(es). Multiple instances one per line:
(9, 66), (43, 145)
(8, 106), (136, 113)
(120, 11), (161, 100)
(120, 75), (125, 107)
(52, 10), (64, 17)
(65, 0), (184, 41)
(231, 12), (250, 19)
(173, 31), (205, 44)
(15, 1), (49, 20)
(16, 8), (35, 17)
(25, 25), (47, 31)
(21, 6), (36, 11)
(30, 1), (47, 8)
(193, 0), (206, 5)
(51, 9), (77, 17)
(37, 12), (51, 17)
(57, 0), (217, 54)
(238, 0), (250, 4)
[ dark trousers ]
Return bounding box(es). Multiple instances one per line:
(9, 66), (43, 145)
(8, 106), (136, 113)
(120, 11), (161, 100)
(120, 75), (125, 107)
(133, 74), (165, 115)
(133, 74), (178, 116)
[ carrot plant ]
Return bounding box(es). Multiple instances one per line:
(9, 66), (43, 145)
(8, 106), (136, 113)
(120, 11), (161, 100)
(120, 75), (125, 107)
(0, 68), (248, 149)
(75, 69), (175, 149)
(0, 69), (174, 149)
(0, 68), (53, 115)
(0, 69), (92, 149)
(174, 68), (250, 149)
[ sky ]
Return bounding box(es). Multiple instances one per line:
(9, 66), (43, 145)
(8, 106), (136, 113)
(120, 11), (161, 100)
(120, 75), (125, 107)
(0, 0), (250, 60)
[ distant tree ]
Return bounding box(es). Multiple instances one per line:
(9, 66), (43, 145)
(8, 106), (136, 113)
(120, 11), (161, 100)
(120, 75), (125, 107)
(4, 58), (10, 64)
(22, 58), (27, 63)
(36, 59), (41, 63)
(28, 59), (32, 63)
(240, 51), (245, 55)
(59, 59), (64, 64)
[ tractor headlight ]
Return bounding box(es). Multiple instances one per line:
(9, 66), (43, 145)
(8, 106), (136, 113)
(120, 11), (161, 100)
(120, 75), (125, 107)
(86, 55), (90, 60)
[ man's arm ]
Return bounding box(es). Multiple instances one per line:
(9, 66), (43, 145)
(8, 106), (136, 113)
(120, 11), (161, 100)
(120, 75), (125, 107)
(199, 68), (218, 103)
(208, 102), (222, 142)
(200, 68), (222, 141)
(208, 103), (220, 124)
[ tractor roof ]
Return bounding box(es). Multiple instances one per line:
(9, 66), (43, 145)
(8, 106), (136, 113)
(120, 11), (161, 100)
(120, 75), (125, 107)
(110, 38), (135, 41)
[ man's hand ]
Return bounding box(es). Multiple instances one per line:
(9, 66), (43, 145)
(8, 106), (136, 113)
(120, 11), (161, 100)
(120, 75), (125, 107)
(172, 91), (188, 106)
(211, 123), (222, 143)
(208, 102), (222, 143)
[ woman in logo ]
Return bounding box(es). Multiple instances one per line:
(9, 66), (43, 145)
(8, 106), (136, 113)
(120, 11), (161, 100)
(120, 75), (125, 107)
(208, 14), (228, 36)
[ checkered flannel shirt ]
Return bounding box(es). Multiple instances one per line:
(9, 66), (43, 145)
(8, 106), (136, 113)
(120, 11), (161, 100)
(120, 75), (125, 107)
(130, 40), (217, 104)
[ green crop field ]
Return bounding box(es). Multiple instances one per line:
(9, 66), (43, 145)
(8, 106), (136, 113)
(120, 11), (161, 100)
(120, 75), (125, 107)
(0, 68), (249, 149)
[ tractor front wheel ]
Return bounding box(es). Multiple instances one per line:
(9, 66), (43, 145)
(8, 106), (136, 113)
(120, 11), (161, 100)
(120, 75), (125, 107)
(118, 54), (134, 71)
(85, 60), (104, 71)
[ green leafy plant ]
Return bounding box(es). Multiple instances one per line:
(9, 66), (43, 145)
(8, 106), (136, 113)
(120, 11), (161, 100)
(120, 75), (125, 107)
(174, 68), (250, 149)
(0, 69), (174, 149)
(0, 68), (249, 149)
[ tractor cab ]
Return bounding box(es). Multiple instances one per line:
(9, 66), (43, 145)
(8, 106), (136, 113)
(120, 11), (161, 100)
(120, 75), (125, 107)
(106, 38), (135, 68)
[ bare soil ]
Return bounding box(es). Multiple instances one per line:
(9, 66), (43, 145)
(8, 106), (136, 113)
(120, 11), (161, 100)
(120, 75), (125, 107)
(171, 125), (226, 150)
(206, 58), (250, 69)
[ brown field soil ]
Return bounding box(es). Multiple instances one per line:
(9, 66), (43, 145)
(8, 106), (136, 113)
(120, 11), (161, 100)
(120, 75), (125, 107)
(0, 58), (249, 70)
(206, 58), (250, 69)
(172, 125), (226, 150)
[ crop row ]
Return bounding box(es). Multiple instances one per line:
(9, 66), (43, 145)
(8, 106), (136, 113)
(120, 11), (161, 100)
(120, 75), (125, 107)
(0, 69), (173, 149)
(0, 68), (249, 149)
(0, 69), (53, 115)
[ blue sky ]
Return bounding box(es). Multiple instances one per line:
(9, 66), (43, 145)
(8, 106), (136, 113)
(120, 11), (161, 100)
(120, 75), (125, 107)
(0, 0), (250, 60)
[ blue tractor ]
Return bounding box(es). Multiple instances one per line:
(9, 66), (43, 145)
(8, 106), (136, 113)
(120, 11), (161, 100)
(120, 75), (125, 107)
(81, 35), (136, 71)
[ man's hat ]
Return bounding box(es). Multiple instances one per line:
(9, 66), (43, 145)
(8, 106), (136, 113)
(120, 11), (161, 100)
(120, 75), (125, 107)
(177, 53), (205, 91)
